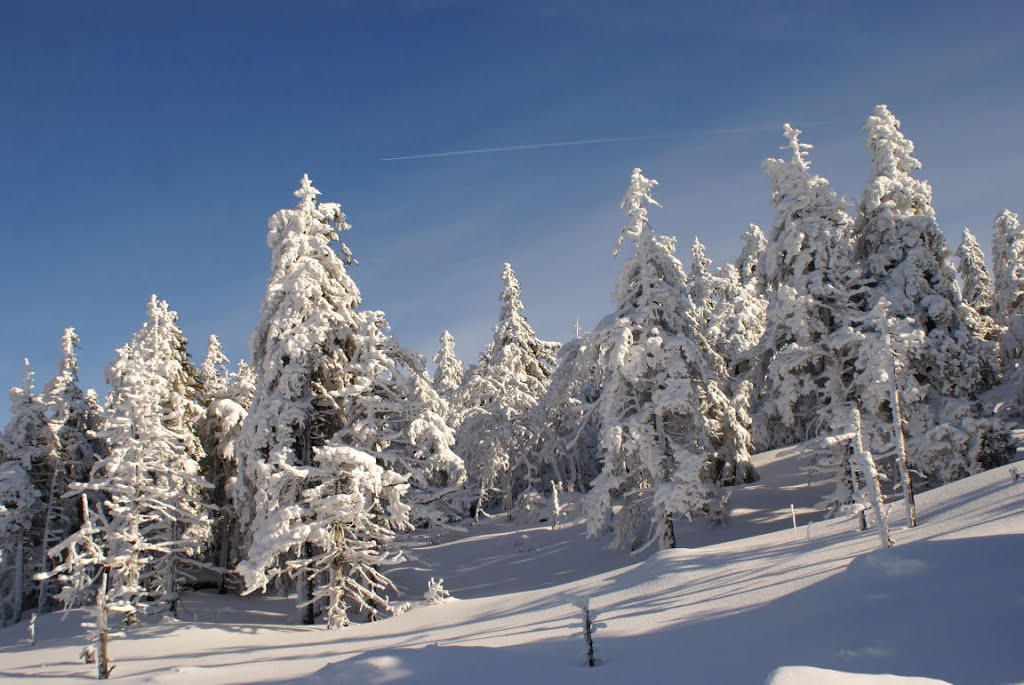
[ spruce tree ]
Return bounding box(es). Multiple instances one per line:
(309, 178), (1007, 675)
(454, 263), (559, 515)
(956, 228), (994, 316)
(196, 339), (255, 592)
(854, 106), (1010, 482)
(432, 330), (465, 400)
(235, 176), (408, 626)
(333, 311), (467, 533)
(736, 223), (767, 293)
(527, 337), (603, 497)
(753, 124), (863, 450)
(0, 361), (63, 621)
(855, 105), (996, 397)
(583, 169), (754, 552)
(87, 296), (212, 616)
(992, 209), (1024, 371)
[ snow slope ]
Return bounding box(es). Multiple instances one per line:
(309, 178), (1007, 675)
(1, 446), (1022, 685)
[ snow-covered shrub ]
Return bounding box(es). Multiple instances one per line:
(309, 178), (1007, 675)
(512, 490), (548, 524)
(423, 577), (450, 605)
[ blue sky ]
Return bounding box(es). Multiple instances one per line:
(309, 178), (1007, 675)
(2, 1), (1023, 421)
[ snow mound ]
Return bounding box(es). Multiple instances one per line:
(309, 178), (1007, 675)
(851, 551), (928, 578)
(765, 666), (951, 685)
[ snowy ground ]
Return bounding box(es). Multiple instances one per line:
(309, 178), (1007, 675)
(2, 445), (1022, 685)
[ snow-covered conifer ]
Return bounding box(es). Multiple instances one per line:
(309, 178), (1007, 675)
(87, 296), (212, 616)
(37, 494), (105, 610)
(240, 438), (408, 628)
(454, 263), (559, 515)
(584, 169), (755, 552)
(1, 361), (63, 621)
(736, 223), (766, 293)
(855, 105), (996, 397)
(197, 343), (255, 592)
(432, 330), (464, 400)
(236, 176), (411, 626)
(335, 311), (467, 531)
(752, 124), (862, 449)
(687, 237), (766, 380)
(198, 335), (230, 402)
(957, 228), (993, 315)
(992, 209), (1024, 370)
(0, 457), (40, 626)
(527, 337), (603, 496)
(45, 329), (101, 488)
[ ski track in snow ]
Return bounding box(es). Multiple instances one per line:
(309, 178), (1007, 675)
(1, 445), (1022, 685)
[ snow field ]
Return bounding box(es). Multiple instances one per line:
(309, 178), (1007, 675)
(1, 449), (1021, 684)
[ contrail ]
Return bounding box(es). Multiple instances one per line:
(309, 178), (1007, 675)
(380, 135), (670, 161)
(381, 118), (857, 162)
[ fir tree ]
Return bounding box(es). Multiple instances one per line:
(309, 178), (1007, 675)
(688, 240), (766, 379)
(0, 448), (41, 625)
(334, 311), (467, 533)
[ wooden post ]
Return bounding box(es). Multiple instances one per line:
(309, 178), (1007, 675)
(582, 600), (595, 667)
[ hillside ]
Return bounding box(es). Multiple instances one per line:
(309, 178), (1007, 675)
(1, 445), (1021, 684)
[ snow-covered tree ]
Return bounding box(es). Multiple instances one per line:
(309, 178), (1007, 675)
(0, 361), (63, 622)
(584, 169), (755, 552)
(852, 107), (1011, 484)
(240, 438), (408, 628)
(454, 263), (559, 515)
(432, 330), (464, 400)
(35, 493), (106, 613)
(687, 240), (766, 379)
(736, 223), (766, 293)
(855, 104), (996, 397)
(992, 209), (1024, 371)
(236, 176), (410, 626)
(751, 124), (863, 449)
(196, 341), (255, 593)
(86, 296), (212, 616)
(527, 336), (603, 496)
(197, 335), (230, 402)
(0, 456), (40, 626)
(956, 228), (993, 316)
(45, 329), (102, 487)
(334, 311), (467, 533)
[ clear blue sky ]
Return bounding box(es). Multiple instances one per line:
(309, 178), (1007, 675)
(2, 1), (1023, 421)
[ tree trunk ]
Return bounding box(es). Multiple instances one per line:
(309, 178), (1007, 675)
(216, 515), (230, 594)
(879, 301), (916, 528)
(13, 540), (24, 624)
(96, 572), (113, 680)
(297, 543), (315, 625)
(658, 506), (676, 550)
(852, 410), (893, 549)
